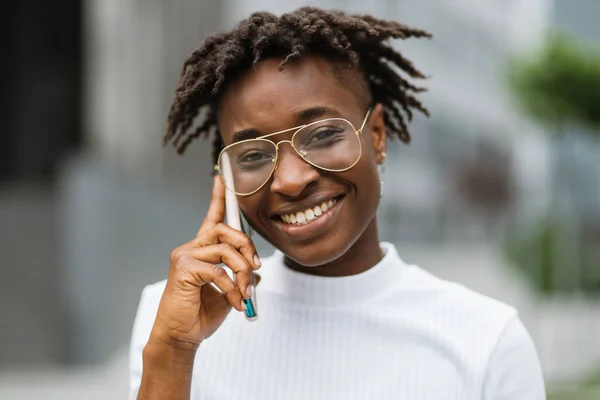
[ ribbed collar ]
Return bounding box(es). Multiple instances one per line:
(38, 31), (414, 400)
(259, 242), (404, 307)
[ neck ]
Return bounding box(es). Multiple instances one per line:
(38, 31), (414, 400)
(284, 218), (384, 277)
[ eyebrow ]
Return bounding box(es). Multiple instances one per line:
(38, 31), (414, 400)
(231, 106), (340, 143)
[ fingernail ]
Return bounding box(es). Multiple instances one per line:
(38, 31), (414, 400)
(246, 285), (253, 298)
(240, 300), (247, 311)
(254, 254), (262, 267)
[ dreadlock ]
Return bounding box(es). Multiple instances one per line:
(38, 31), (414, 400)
(163, 7), (431, 165)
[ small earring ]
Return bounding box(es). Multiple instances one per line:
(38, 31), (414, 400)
(380, 152), (387, 164)
(378, 152), (387, 198)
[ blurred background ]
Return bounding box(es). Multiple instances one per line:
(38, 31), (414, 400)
(0, 0), (598, 398)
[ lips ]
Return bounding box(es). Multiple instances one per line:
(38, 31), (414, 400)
(279, 198), (338, 226)
(273, 195), (345, 241)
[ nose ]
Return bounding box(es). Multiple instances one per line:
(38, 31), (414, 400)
(270, 142), (319, 197)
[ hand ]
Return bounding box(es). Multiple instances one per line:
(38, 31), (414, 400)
(148, 176), (261, 351)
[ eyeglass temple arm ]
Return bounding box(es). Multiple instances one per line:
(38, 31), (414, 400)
(358, 107), (373, 134)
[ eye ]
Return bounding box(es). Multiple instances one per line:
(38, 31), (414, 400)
(312, 129), (337, 141)
(238, 150), (272, 164)
(310, 127), (344, 142)
(302, 126), (346, 149)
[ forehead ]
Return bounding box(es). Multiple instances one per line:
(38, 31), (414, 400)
(217, 56), (364, 143)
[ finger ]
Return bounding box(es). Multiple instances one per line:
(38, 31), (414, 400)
(252, 273), (262, 287)
(183, 244), (254, 300)
(198, 175), (226, 236)
(171, 255), (245, 312)
(192, 262), (246, 312)
(194, 223), (261, 271)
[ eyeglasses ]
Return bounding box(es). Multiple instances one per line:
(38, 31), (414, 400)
(215, 108), (372, 196)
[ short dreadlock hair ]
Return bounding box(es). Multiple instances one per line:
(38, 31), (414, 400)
(163, 7), (431, 165)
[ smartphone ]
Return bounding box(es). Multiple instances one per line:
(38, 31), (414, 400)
(219, 152), (258, 321)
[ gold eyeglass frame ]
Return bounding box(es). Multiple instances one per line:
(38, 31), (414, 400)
(214, 107), (372, 196)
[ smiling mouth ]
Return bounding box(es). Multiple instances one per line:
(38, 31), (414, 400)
(278, 196), (343, 226)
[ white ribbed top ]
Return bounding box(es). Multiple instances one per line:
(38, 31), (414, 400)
(129, 243), (545, 400)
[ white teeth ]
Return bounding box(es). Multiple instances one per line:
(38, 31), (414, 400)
(280, 198), (338, 226)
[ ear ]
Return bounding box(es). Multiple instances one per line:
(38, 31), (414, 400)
(368, 103), (387, 164)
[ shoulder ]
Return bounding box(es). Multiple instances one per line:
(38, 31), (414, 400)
(390, 263), (526, 371)
(384, 243), (517, 327)
(483, 315), (546, 399)
(130, 280), (167, 346)
(136, 280), (167, 320)
(139, 279), (168, 304)
(394, 263), (545, 395)
(398, 263), (518, 326)
(128, 279), (168, 398)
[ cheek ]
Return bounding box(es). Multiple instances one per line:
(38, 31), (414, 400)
(358, 160), (382, 208)
(238, 197), (261, 223)
(358, 155), (381, 190)
(360, 139), (383, 189)
(344, 158), (381, 209)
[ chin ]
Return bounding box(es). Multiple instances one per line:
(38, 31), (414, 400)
(281, 238), (351, 267)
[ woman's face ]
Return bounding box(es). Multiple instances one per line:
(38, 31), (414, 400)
(217, 55), (386, 268)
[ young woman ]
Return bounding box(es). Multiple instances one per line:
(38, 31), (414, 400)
(129, 7), (546, 400)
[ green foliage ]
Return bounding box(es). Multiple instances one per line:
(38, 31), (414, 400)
(505, 218), (600, 296)
(548, 367), (600, 400)
(584, 365), (600, 386)
(508, 33), (600, 134)
(505, 220), (557, 295)
(549, 386), (600, 400)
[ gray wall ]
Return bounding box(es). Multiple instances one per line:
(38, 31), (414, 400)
(62, 0), (230, 364)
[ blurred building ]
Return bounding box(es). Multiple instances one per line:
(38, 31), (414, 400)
(0, 0), (82, 366)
